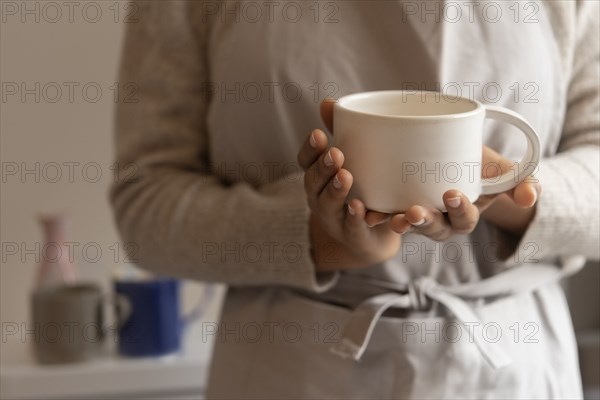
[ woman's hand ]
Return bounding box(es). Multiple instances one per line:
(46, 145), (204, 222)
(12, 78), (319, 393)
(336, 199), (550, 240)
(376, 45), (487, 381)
(388, 146), (542, 241)
(298, 128), (402, 272)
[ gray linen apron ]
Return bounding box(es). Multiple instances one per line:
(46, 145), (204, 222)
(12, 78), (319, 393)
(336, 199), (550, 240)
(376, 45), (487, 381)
(203, 1), (583, 398)
(207, 258), (584, 399)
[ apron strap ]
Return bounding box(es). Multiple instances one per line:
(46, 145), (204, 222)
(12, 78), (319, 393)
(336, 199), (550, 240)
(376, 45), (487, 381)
(423, 278), (512, 369)
(330, 259), (585, 369)
(443, 256), (585, 299)
(329, 293), (411, 361)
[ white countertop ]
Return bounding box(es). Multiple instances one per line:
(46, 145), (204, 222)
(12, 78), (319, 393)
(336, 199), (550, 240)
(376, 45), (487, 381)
(1, 321), (215, 400)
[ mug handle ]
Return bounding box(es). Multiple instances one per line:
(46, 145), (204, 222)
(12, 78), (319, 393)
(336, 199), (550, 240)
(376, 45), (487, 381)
(97, 293), (131, 343)
(480, 106), (541, 195)
(113, 293), (132, 329)
(180, 283), (217, 332)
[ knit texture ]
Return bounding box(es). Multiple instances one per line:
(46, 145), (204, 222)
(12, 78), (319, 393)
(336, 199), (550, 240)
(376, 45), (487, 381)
(111, 1), (599, 292)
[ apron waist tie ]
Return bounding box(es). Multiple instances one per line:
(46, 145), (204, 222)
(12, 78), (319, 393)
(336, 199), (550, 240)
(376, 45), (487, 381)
(329, 257), (586, 370)
(329, 276), (511, 369)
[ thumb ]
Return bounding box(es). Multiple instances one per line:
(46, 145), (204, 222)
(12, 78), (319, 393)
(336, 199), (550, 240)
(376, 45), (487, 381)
(320, 98), (337, 134)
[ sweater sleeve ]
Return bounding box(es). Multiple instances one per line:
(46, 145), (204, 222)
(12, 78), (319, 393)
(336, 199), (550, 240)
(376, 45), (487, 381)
(506, 1), (600, 266)
(110, 1), (339, 292)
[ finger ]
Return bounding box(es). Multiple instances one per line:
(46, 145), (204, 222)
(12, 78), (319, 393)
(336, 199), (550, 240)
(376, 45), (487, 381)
(304, 147), (345, 207)
(343, 198), (371, 241)
(482, 146), (515, 178)
(390, 214), (411, 235)
(365, 211), (391, 228)
(401, 205), (452, 242)
(473, 193), (498, 213)
(297, 129), (328, 171)
(320, 98), (337, 134)
(509, 177), (541, 208)
(317, 168), (353, 220)
(443, 190), (480, 235)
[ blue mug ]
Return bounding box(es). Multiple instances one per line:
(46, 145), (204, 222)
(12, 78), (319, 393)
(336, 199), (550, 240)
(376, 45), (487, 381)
(114, 278), (213, 357)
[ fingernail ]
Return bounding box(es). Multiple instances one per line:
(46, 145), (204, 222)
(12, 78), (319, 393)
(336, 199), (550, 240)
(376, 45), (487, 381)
(324, 150), (334, 167)
(347, 204), (356, 216)
(332, 174), (342, 189)
(411, 218), (425, 226)
(447, 197), (461, 209)
(309, 131), (317, 148)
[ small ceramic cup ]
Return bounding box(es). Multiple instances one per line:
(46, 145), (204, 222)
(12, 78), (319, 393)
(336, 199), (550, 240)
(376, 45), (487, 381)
(333, 90), (540, 213)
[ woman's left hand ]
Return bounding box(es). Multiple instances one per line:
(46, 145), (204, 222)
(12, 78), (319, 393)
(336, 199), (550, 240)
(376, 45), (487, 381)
(386, 146), (542, 240)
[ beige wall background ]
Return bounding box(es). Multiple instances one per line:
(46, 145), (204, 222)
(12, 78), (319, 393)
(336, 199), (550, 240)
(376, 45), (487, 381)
(0, 1), (221, 340)
(1, 2), (126, 326)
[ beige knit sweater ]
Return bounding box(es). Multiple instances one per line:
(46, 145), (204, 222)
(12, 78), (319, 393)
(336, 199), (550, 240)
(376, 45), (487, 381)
(112, 1), (599, 295)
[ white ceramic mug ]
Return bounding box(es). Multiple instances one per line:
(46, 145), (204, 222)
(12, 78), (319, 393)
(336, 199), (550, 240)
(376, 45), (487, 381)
(332, 91), (540, 213)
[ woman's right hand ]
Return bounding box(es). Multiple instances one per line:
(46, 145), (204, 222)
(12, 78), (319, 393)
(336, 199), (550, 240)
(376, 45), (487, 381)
(298, 117), (403, 272)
